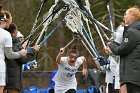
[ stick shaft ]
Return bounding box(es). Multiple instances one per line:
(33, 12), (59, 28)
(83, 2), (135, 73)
(65, 38), (75, 48)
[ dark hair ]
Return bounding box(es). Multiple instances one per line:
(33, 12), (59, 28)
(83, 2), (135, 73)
(67, 45), (79, 56)
(0, 5), (6, 22)
(6, 23), (17, 33)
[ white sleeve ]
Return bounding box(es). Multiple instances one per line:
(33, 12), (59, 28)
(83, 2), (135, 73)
(5, 32), (12, 47)
(59, 57), (67, 66)
(76, 57), (83, 66)
(114, 26), (124, 43)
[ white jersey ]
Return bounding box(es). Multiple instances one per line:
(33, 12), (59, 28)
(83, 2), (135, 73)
(53, 56), (83, 93)
(114, 25), (124, 43)
(0, 28), (12, 86)
(106, 26), (124, 92)
(114, 25), (124, 89)
(0, 28), (12, 72)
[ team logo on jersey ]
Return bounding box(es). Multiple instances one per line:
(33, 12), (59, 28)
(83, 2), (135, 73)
(124, 38), (128, 42)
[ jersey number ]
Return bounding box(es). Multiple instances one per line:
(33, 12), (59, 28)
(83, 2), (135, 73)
(67, 73), (73, 77)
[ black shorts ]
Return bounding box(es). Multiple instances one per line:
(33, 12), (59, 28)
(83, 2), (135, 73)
(126, 83), (140, 93)
(65, 89), (76, 93)
(108, 83), (119, 93)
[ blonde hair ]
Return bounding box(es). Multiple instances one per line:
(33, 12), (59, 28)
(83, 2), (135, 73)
(127, 6), (140, 21)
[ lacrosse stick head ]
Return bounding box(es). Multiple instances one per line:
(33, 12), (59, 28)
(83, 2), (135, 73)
(52, 0), (68, 14)
(104, 0), (110, 4)
(72, 32), (83, 40)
